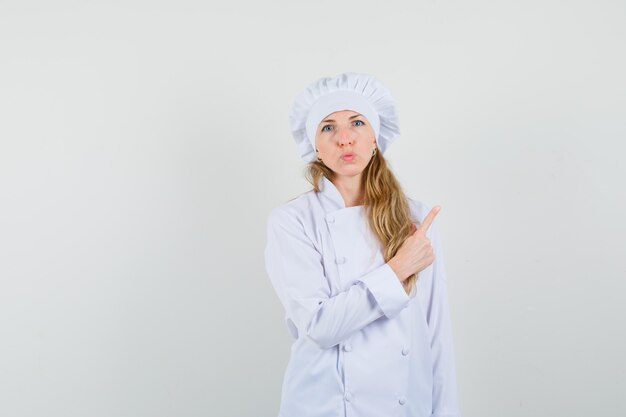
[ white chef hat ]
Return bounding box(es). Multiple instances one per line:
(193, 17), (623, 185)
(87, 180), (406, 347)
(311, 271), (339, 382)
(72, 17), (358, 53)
(288, 72), (401, 162)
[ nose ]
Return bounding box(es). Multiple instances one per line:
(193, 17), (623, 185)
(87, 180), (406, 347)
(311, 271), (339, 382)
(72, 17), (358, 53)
(337, 126), (354, 147)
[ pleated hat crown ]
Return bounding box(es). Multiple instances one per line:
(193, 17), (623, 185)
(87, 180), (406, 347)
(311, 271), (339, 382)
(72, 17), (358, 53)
(288, 72), (401, 162)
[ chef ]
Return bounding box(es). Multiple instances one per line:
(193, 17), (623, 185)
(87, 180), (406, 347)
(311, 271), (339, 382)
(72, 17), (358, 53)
(264, 72), (462, 417)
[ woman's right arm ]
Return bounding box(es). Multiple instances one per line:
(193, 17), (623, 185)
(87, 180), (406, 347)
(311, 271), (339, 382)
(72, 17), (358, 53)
(264, 206), (410, 349)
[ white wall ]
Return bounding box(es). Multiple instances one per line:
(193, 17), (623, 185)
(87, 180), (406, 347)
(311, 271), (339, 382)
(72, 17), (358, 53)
(1, 1), (624, 416)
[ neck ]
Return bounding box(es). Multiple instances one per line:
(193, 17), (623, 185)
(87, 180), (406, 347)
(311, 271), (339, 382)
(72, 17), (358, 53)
(330, 173), (365, 208)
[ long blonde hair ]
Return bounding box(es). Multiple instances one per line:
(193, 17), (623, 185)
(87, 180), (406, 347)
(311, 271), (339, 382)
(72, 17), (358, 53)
(304, 152), (418, 296)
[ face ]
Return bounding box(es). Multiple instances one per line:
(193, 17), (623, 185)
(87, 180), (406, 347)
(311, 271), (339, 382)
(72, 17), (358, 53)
(314, 109), (377, 179)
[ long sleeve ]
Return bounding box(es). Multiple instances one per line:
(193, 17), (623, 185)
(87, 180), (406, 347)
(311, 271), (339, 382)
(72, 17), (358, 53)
(425, 214), (462, 417)
(264, 206), (410, 350)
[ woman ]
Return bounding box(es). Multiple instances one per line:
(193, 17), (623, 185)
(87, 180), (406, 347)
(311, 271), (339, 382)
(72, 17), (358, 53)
(264, 72), (461, 417)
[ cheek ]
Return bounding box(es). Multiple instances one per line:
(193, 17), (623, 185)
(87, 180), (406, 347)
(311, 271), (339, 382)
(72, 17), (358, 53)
(316, 142), (332, 154)
(360, 130), (376, 144)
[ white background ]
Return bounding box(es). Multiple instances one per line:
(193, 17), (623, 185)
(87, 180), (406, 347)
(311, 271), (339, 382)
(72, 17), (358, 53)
(1, 1), (624, 416)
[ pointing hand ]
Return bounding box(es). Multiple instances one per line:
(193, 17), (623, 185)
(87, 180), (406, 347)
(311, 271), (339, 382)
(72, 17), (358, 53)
(389, 206), (441, 282)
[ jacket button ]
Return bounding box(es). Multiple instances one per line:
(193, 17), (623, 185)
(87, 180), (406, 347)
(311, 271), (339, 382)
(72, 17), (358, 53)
(398, 396), (407, 405)
(326, 215), (335, 223)
(402, 347), (410, 356)
(345, 392), (353, 402)
(343, 343), (352, 352)
(336, 256), (346, 264)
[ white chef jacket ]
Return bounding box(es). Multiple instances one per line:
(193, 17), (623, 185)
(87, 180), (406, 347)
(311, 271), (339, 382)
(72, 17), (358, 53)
(264, 176), (461, 417)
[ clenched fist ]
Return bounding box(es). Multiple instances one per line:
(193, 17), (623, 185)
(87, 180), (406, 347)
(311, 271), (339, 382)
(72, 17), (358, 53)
(388, 205), (441, 282)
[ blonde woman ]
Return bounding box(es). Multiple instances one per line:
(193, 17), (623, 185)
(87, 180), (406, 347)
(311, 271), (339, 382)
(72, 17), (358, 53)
(264, 72), (461, 417)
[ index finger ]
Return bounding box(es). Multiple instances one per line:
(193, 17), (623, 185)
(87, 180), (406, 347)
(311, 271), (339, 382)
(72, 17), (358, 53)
(416, 205), (441, 235)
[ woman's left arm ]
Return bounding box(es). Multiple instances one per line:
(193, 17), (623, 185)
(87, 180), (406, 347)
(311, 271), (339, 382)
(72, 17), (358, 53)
(426, 212), (462, 417)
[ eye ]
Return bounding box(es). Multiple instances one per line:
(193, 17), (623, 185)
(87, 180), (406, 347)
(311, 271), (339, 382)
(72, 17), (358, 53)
(321, 125), (333, 132)
(353, 120), (365, 126)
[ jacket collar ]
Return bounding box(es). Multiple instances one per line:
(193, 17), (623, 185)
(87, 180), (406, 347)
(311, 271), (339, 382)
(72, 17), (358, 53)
(317, 176), (346, 212)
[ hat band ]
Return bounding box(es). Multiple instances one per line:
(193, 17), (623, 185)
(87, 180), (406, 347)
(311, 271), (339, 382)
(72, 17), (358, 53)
(305, 90), (381, 148)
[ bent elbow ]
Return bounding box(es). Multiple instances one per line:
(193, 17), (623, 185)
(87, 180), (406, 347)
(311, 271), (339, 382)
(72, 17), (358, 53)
(296, 301), (340, 350)
(305, 330), (336, 350)
(304, 320), (338, 350)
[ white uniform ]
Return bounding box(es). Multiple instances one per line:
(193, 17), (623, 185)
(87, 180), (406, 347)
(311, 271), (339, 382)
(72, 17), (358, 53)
(264, 176), (461, 417)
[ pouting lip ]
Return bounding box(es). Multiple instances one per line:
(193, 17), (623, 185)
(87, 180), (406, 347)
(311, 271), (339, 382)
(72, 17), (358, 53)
(341, 152), (355, 159)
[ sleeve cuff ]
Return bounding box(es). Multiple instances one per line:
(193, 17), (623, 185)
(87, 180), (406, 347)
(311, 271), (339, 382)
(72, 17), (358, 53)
(356, 263), (411, 318)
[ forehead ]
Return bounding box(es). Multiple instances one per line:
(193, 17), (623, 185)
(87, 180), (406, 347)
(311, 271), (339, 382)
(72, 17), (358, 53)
(321, 109), (362, 120)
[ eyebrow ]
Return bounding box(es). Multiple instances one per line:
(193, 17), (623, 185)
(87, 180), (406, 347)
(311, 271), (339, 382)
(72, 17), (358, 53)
(321, 114), (363, 123)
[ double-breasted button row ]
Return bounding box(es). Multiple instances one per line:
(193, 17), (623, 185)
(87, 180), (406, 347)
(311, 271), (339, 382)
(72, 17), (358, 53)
(398, 396), (407, 405)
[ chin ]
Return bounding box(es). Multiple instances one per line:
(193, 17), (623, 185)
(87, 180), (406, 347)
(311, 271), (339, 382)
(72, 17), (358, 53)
(332, 166), (367, 177)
